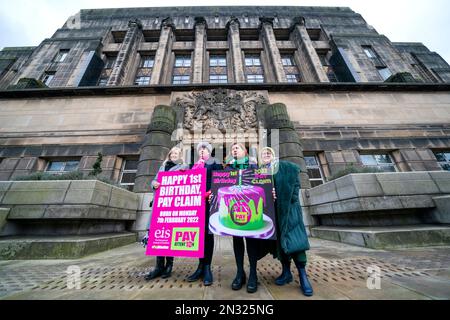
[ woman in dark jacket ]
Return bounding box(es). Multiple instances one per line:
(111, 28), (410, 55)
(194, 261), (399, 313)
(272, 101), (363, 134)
(260, 147), (314, 297)
(145, 146), (189, 280)
(223, 143), (268, 294)
(186, 141), (223, 286)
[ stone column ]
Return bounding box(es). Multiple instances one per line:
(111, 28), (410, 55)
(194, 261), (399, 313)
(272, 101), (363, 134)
(150, 18), (175, 85)
(107, 19), (142, 86)
(133, 105), (177, 238)
(227, 18), (246, 83)
(290, 17), (329, 83)
(192, 18), (207, 84)
(260, 18), (287, 83)
(264, 103), (311, 189)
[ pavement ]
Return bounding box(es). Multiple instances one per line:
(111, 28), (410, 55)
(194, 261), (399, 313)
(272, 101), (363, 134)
(1, 237), (449, 300)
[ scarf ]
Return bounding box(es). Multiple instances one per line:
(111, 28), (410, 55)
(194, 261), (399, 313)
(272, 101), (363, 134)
(231, 156), (249, 170)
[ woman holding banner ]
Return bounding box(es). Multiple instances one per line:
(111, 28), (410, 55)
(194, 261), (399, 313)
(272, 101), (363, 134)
(223, 143), (269, 294)
(145, 146), (189, 281)
(186, 141), (223, 286)
(259, 147), (314, 297)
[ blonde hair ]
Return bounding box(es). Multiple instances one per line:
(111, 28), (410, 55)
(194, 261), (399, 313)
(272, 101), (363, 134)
(258, 147), (276, 166)
(163, 146), (185, 165)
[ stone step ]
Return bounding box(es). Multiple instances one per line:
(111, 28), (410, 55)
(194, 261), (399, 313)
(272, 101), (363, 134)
(311, 225), (450, 249)
(0, 232), (137, 260)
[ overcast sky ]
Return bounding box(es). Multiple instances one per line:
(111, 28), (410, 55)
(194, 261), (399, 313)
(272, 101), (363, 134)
(0, 0), (449, 63)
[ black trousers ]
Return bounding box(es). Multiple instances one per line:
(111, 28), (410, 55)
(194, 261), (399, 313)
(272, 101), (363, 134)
(233, 236), (260, 275)
(199, 203), (214, 265)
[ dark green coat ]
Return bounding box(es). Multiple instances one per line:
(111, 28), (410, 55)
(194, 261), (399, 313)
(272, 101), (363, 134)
(273, 160), (310, 256)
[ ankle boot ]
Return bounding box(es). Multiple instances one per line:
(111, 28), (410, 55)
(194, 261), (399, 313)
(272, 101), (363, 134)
(275, 260), (293, 286)
(247, 272), (258, 294)
(187, 262), (204, 282)
(145, 257), (165, 281)
(161, 257), (174, 279)
(231, 270), (246, 291)
(295, 261), (313, 297)
(203, 265), (213, 286)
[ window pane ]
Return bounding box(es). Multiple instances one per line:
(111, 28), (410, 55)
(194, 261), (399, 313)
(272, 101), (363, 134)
(445, 153), (450, 161)
(141, 57), (154, 68)
(281, 56), (294, 66)
(47, 162), (64, 172)
(124, 160), (139, 170)
(307, 168), (322, 179)
(441, 163), (450, 171)
(121, 172), (136, 184)
(360, 155), (377, 166)
(435, 152), (445, 161)
(135, 76), (150, 85)
(64, 161), (79, 172)
(375, 154), (392, 164)
(98, 78), (108, 86)
(286, 74), (298, 83)
(378, 67), (392, 80)
(304, 156), (318, 167)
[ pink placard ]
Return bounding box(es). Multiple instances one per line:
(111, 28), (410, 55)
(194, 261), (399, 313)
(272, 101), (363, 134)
(146, 168), (206, 258)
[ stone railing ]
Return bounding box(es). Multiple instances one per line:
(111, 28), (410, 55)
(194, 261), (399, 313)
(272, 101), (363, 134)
(0, 180), (140, 259)
(301, 171), (450, 248)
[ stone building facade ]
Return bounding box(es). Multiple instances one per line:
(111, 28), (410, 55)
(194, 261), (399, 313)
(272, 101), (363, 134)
(1, 6), (450, 239)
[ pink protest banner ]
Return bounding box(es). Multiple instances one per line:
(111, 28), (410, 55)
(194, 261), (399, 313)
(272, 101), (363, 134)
(146, 168), (206, 258)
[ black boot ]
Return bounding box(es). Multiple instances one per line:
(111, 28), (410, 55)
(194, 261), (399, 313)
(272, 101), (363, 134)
(187, 261), (204, 282)
(145, 256), (165, 281)
(247, 272), (258, 294)
(295, 261), (313, 297)
(231, 270), (246, 291)
(275, 260), (293, 286)
(161, 257), (174, 279)
(203, 265), (213, 286)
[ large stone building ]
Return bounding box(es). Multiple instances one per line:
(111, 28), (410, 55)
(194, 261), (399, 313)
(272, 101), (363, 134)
(1, 6), (450, 256)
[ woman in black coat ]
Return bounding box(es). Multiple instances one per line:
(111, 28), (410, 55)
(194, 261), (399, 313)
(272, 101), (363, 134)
(260, 147), (313, 297)
(186, 141), (223, 286)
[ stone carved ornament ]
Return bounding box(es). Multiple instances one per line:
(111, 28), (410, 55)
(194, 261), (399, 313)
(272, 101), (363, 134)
(174, 89), (268, 131)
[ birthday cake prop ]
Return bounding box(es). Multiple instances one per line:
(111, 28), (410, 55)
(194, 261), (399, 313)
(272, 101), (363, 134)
(209, 169), (276, 239)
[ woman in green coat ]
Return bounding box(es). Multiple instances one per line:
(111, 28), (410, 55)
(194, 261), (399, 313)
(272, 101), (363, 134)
(260, 147), (314, 297)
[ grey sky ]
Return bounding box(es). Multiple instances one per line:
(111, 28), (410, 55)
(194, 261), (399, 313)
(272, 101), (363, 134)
(0, 0), (449, 64)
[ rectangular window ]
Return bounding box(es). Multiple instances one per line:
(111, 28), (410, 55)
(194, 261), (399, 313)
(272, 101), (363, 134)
(141, 56), (154, 68)
(46, 160), (80, 174)
(42, 72), (55, 86)
(286, 74), (299, 83)
(134, 76), (151, 86)
(175, 55), (192, 67)
(104, 55), (117, 69)
(435, 151), (450, 171)
(120, 159), (138, 191)
(98, 78), (108, 86)
(54, 49), (69, 63)
(281, 55), (295, 66)
(209, 75), (228, 84)
(377, 67), (392, 81)
(360, 154), (397, 172)
(173, 75), (190, 84)
(245, 56), (261, 67)
(246, 74), (264, 83)
(210, 55), (227, 67)
(305, 156), (325, 187)
(363, 46), (377, 59)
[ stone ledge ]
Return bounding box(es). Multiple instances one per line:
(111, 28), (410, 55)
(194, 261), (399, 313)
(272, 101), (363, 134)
(0, 232), (137, 260)
(311, 225), (450, 249)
